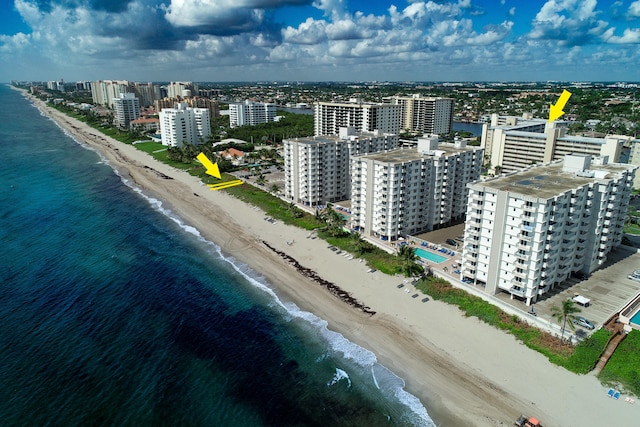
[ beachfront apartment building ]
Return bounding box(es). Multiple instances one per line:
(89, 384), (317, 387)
(159, 103), (211, 147)
(350, 136), (484, 241)
(229, 101), (276, 128)
(113, 93), (141, 130)
(461, 154), (636, 305)
(481, 113), (625, 174)
(314, 101), (401, 136)
(384, 95), (454, 135)
(284, 128), (398, 205)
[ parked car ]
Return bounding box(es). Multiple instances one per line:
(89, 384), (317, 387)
(571, 271), (589, 280)
(628, 270), (640, 282)
(572, 316), (595, 330)
(445, 238), (458, 247)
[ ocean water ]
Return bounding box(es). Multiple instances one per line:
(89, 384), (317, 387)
(0, 85), (434, 426)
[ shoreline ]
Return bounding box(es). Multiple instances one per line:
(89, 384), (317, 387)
(19, 86), (639, 426)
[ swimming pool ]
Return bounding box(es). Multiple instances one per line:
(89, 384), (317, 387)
(414, 247), (447, 264)
(630, 309), (640, 327)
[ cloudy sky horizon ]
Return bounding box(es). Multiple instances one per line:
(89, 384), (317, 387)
(1, 0), (639, 83)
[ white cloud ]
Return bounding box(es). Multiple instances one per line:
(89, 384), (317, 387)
(603, 28), (640, 44)
(629, 1), (640, 18)
(283, 18), (327, 44)
(2, 0), (639, 82)
(0, 33), (31, 52)
(528, 0), (611, 45)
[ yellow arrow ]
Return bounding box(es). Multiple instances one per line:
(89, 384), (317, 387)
(207, 180), (244, 191)
(548, 89), (572, 123)
(197, 152), (221, 179)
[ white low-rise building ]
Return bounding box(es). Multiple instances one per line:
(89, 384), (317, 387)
(284, 128), (398, 206)
(462, 154), (636, 305)
(351, 136), (484, 240)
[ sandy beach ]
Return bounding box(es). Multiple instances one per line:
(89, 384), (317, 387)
(21, 88), (639, 426)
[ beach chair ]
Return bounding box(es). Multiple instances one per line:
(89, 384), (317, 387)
(613, 391), (620, 400)
(607, 388), (615, 397)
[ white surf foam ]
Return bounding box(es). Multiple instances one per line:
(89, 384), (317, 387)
(327, 367), (351, 388)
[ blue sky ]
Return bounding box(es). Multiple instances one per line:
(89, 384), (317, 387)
(1, 0), (639, 83)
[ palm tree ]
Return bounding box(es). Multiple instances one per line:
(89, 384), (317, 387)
(256, 175), (267, 186)
(551, 299), (581, 341)
(396, 244), (423, 277)
(401, 260), (424, 278)
(396, 244), (415, 262)
(269, 183), (279, 194)
(351, 232), (370, 255)
(321, 204), (346, 237)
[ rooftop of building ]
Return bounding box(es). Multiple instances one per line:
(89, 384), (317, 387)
(355, 140), (482, 163)
(286, 130), (396, 144)
(472, 156), (636, 199)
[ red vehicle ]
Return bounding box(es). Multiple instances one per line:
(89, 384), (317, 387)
(515, 415), (542, 427)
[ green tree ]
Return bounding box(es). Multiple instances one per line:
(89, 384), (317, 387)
(396, 244), (424, 277)
(551, 299), (581, 341)
(269, 183), (280, 194)
(322, 204), (346, 237)
(351, 232), (372, 255)
(256, 175), (267, 186)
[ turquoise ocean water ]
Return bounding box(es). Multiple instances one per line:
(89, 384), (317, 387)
(0, 85), (434, 426)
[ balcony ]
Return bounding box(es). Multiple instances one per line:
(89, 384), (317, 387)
(521, 224), (534, 233)
(512, 269), (528, 280)
(509, 286), (526, 298)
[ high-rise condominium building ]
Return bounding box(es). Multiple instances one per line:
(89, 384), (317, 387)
(314, 102), (401, 136)
(166, 82), (198, 99)
(91, 80), (133, 108)
(351, 136), (484, 241)
(113, 93), (140, 129)
(462, 154), (636, 305)
(623, 138), (640, 188)
(229, 101), (276, 128)
(91, 80), (161, 108)
(284, 128), (398, 205)
(482, 114), (624, 174)
(159, 103), (211, 147)
(155, 97), (220, 119)
(385, 95), (454, 134)
(47, 80), (65, 92)
(133, 82), (159, 108)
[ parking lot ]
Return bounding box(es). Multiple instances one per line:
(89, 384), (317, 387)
(494, 245), (640, 333)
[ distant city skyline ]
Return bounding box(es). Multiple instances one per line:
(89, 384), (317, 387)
(1, 0), (640, 83)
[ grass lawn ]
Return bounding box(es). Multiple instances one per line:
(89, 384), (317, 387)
(624, 223), (640, 235)
(599, 330), (640, 396)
